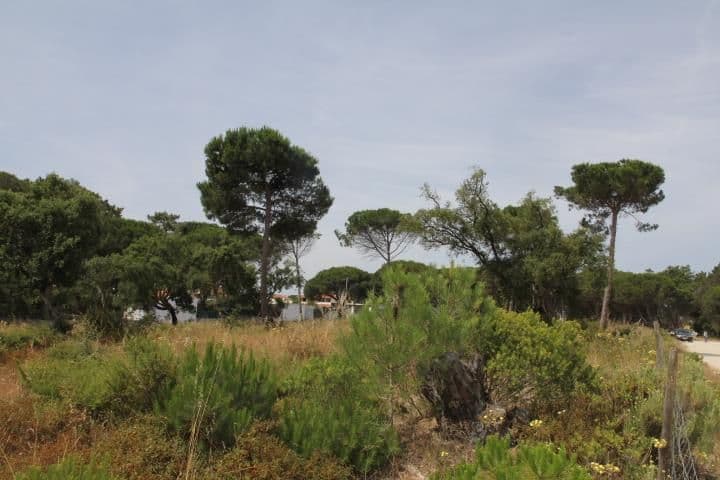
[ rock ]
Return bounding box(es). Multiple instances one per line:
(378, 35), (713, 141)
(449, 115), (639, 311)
(421, 352), (487, 423)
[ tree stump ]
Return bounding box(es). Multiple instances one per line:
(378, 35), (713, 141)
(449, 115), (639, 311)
(421, 352), (487, 423)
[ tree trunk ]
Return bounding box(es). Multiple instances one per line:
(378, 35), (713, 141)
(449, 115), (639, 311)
(40, 285), (67, 332)
(169, 304), (178, 325)
(599, 210), (619, 329)
(297, 275), (303, 322)
(259, 189), (273, 324)
(40, 285), (53, 322)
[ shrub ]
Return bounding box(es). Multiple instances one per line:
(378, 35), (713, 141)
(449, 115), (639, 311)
(106, 336), (175, 415)
(204, 421), (352, 480)
(0, 321), (58, 354)
(433, 435), (591, 480)
(343, 266), (491, 411)
(477, 310), (597, 407)
(278, 356), (399, 474)
(93, 416), (186, 480)
(278, 396), (399, 474)
(14, 456), (118, 480)
(20, 337), (175, 416)
(155, 342), (277, 449)
(19, 341), (117, 411)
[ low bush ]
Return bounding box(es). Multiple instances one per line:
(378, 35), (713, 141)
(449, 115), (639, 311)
(343, 267), (490, 415)
(0, 321), (58, 356)
(278, 396), (399, 474)
(19, 341), (117, 410)
(106, 336), (175, 415)
(433, 435), (591, 480)
(155, 342), (277, 449)
(477, 310), (597, 407)
(14, 456), (118, 480)
(204, 421), (352, 480)
(278, 356), (400, 474)
(93, 416), (186, 480)
(20, 337), (175, 415)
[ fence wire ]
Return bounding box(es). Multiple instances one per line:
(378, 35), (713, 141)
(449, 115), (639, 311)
(670, 389), (698, 480)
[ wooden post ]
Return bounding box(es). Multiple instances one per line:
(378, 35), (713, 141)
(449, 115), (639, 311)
(657, 348), (678, 480)
(654, 321), (665, 370)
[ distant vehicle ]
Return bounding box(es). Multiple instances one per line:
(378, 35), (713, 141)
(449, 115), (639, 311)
(674, 329), (696, 342)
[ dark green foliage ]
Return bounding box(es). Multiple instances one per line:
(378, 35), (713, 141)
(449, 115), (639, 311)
(155, 342), (277, 449)
(0, 173), (121, 328)
(83, 221), (260, 329)
(278, 356), (399, 474)
(335, 208), (417, 263)
(198, 126), (333, 320)
(372, 260), (433, 295)
(278, 396), (399, 474)
(434, 435), (591, 480)
(14, 456), (118, 480)
(555, 159), (665, 328)
(345, 266), (492, 403)
(554, 160), (665, 230)
(695, 264), (720, 334)
(147, 211), (180, 233)
(106, 337), (176, 415)
(304, 266), (373, 302)
(416, 169), (603, 318)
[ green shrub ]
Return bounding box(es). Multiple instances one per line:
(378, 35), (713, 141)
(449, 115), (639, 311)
(477, 310), (597, 407)
(106, 336), (175, 415)
(155, 342), (277, 449)
(0, 322), (58, 353)
(278, 396), (399, 474)
(14, 456), (118, 480)
(343, 266), (491, 410)
(278, 356), (399, 474)
(20, 337), (175, 415)
(45, 338), (94, 360)
(434, 435), (591, 480)
(19, 341), (117, 410)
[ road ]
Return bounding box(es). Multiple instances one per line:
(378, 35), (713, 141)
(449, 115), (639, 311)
(681, 338), (720, 371)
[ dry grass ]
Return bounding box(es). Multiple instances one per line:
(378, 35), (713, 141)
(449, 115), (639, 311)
(380, 416), (475, 480)
(147, 319), (347, 368)
(586, 326), (657, 376)
(0, 395), (103, 480)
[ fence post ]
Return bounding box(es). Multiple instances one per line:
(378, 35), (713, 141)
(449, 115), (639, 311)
(654, 321), (665, 370)
(657, 348), (678, 480)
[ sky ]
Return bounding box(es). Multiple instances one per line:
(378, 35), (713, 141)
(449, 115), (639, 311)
(1, 1), (719, 278)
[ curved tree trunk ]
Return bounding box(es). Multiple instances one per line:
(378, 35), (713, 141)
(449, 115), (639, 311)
(169, 306), (178, 325)
(599, 210), (619, 329)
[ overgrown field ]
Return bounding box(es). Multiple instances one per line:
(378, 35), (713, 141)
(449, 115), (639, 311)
(1, 269), (719, 480)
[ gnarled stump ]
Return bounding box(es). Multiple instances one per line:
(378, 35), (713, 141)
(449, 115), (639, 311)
(421, 352), (487, 423)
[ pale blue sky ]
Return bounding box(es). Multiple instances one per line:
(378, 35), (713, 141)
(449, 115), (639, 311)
(1, 1), (718, 277)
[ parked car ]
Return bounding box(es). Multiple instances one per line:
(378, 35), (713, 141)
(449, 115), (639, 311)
(674, 329), (696, 342)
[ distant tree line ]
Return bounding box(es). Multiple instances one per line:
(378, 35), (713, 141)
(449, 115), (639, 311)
(2, 128), (717, 334)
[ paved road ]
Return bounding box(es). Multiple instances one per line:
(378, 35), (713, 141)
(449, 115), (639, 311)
(681, 338), (720, 371)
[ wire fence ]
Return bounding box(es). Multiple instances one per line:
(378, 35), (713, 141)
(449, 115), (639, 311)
(670, 385), (698, 480)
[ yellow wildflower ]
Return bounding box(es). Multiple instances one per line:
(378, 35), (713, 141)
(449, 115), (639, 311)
(652, 438), (667, 449)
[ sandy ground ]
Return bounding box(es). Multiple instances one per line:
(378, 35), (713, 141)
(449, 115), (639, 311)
(681, 338), (720, 371)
